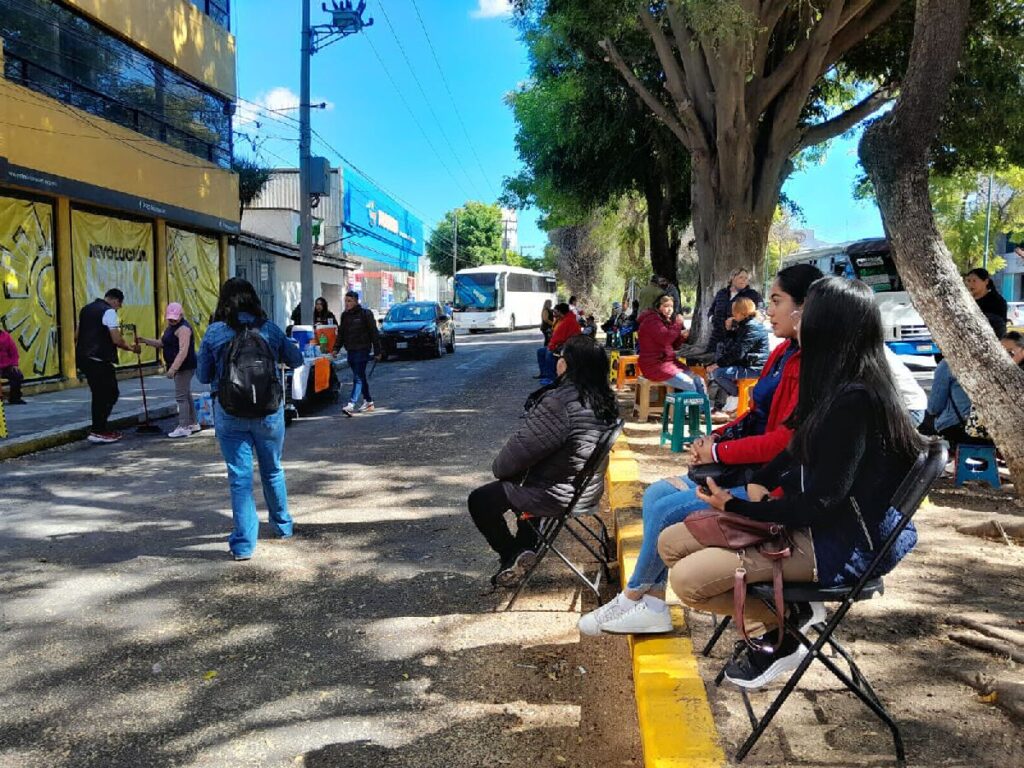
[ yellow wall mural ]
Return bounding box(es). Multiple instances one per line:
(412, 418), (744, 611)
(0, 196), (60, 380)
(72, 210), (158, 365)
(167, 227), (220, 344)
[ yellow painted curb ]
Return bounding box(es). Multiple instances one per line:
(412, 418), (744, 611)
(605, 436), (726, 768)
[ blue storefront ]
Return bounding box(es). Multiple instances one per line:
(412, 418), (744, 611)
(342, 166), (424, 312)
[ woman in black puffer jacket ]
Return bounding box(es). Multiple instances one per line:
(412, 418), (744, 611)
(469, 335), (619, 587)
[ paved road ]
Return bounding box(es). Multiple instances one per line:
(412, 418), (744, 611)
(0, 329), (622, 768)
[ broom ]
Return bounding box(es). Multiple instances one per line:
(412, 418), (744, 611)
(124, 323), (162, 434)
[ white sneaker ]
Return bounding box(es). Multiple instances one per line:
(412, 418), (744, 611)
(341, 403), (355, 416)
(359, 401), (375, 412)
(723, 395), (739, 412)
(167, 426), (192, 439)
(188, 423), (202, 433)
(600, 600), (674, 635)
(578, 593), (638, 636)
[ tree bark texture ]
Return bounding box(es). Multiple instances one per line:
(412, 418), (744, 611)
(860, 0), (1024, 495)
(600, 1), (899, 319)
(644, 174), (677, 286)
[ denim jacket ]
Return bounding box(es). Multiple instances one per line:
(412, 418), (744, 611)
(197, 313), (304, 394)
(926, 360), (973, 433)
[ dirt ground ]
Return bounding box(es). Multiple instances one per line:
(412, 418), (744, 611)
(621, 417), (1024, 767)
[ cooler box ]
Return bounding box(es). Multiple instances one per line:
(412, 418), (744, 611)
(291, 325), (314, 349)
(314, 324), (337, 352)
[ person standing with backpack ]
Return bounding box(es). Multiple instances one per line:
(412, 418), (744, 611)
(331, 290), (381, 415)
(197, 278), (304, 561)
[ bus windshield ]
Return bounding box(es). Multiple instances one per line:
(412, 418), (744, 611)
(454, 273), (500, 311)
(849, 253), (903, 293)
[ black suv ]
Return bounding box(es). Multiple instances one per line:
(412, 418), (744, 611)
(379, 301), (456, 359)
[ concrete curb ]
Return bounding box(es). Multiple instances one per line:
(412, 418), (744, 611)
(0, 402), (178, 461)
(605, 435), (726, 768)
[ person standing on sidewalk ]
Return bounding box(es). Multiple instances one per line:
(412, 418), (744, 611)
(197, 277), (304, 561)
(331, 290), (381, 415)
(74, 288), (139, 444)
(138, 302), (198, 438)
(0, 328), (26, 404)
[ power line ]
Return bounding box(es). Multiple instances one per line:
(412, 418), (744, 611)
(409, 0), (498, 199)
(375, 1), (483, 199)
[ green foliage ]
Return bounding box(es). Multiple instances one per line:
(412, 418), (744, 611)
(232, 155), (272, 215)
(426, 202), (506, 278)
(764, 207), (807, 287)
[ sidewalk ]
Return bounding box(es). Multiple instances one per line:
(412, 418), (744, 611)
(0, 373), (197, 459)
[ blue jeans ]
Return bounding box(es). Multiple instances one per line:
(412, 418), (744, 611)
(539, 348), (556, 384)
(536, 346), (548, 376)
(627, 476), (749, 592)
(347, 348), (372, 405)
(664, 370), (706, 394)
(711, 365), (760, 397)
(214, 402), (293, 557)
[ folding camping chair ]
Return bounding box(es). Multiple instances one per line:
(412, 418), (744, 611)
(702, 439), (947, 767)
(502, 419), (625, 611)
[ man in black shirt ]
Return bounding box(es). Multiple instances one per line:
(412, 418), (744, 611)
(75, 288), (140, 443)
(332, 291), (381, 415)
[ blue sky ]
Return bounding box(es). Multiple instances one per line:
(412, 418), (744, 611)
(234, 1), (883, 255)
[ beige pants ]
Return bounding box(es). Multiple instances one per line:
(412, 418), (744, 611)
(658, 522), (817, 636)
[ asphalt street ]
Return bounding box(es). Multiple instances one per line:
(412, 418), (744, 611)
(0, 329), (616, 768)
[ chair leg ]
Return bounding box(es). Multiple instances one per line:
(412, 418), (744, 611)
(503, 517), (559, 611)
(702, 614), (732, 657)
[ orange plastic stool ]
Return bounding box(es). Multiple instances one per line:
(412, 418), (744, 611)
(615, 354), (639, 390)
(687, 364), (708, 383)
(736, 377), (758, 417)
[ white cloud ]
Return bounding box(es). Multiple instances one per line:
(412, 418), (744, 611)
(470, 0), (512, 19)
(236, 86), (334, 131)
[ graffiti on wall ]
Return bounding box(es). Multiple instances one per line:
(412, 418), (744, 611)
(0, 196), (59, 379)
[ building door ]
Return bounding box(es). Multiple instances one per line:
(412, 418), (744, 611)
(235, 247), (277, 323)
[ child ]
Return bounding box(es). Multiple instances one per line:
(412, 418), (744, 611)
(707, 297), (769, 414)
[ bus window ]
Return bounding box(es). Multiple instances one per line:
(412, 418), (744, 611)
(454, 272), (500, 311)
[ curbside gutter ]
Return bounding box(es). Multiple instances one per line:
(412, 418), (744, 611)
(605, 435), (726, 768)
(0, 403), (178, 461)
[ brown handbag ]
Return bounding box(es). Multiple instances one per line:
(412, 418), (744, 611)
(684, 508), (792, 649)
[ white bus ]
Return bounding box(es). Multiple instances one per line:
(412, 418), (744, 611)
(781, 238), (939, 358)
(453, 265), (557, 333)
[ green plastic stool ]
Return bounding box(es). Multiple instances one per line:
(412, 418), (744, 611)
(660, 391), (712, 452)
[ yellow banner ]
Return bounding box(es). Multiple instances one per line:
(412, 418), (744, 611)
(72, 209), (157, 365)
(167, 227), (220, 345)
(0, 196), (60, 379)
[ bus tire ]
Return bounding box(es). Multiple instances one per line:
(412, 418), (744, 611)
(469, 328), (480, 334)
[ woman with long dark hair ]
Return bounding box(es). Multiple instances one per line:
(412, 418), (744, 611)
(197, 278), (305, 561)
(579, 264), (822, 637)
(965, 267), (1008, 338)
(469, 334), (618, 587)
(658, 277), (928, 688)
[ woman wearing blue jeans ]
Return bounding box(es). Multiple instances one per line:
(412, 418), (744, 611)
(197, 278), (304, 561)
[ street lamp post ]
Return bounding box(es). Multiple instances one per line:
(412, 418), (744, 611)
(299, 1), (373, 323)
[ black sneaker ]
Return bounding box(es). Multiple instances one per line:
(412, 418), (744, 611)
(724, 632), (806, 689)
(492, 549), (538, 588)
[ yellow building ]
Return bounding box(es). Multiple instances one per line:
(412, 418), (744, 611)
(0, 0), (238, 387)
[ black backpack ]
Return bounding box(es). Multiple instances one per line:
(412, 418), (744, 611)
(217, 326), (282, 417)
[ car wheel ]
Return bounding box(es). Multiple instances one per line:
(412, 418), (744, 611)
(445, 331), (455, 353)
(508, 314), (516, 332)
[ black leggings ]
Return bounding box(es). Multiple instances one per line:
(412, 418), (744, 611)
(468, 480), (539, 562)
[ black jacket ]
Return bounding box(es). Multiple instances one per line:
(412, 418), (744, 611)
(492, 382), (614, 516)
(706, 285), (762, 350)
(333, 305), (380, 354)
(976, 290), (1008, 338)
(714, 316), (770, 368)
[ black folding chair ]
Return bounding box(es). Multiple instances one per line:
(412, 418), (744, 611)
(502, 419), (625, 611)
(705, 439), (948, 767)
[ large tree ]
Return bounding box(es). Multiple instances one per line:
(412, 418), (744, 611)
(426, 202), (506, 278)
(860, 0), (1024, 493)
(517, 0), (1024, 344)
(504, 6), (691, 284)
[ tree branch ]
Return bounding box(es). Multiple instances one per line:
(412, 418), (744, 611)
(797, 88), (895, 151)
(752, 0), (792, 77)
(663, 0), (715, 127)
(598, 38), (699, 152)
(635, 3), (691, 109)
(823, 0), (904, 73)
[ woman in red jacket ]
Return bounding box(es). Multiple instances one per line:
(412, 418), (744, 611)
(579, 264), (823, 636)
(636, 294), (704, 393)
(539, 302), (581, 384)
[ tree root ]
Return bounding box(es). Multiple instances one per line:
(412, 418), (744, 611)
(955, 520), (1024, 544)
(958, 672), (1024, 720)
(947, 616), (1024, 646)
(948, 631), (1024, 664)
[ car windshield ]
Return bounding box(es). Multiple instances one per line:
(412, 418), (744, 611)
(386, 304), (435, 323)
(454, 273), (498, 311)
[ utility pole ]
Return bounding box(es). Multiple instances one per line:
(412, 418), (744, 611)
(983, 172), (994, 270)
(299, 1), (373, 323)
(299, 0), (313, 324)
(452, 210), (458, 301)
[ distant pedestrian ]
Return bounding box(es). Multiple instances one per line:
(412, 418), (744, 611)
(332, 290), (381, 415)
(637, 275), (662, 313)
(74, 288), (140, 444)
(197, 277), (304, 561)
(0, 327), (26, 405)
(138, 302), (199, 438)
(540, 299), (554, 347)
(313, 297), (338, 326)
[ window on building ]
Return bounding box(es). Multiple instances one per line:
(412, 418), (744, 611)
(0, 0), (233, 168)
(189, 1), (230, 30)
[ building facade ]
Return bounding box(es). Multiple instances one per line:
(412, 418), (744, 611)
(0, 0), (238, 387)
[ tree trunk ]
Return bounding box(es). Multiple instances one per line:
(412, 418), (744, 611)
(859, 0), (1024, 495)
(687, 155), (775, 349)
(644, 175), (677, 286)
